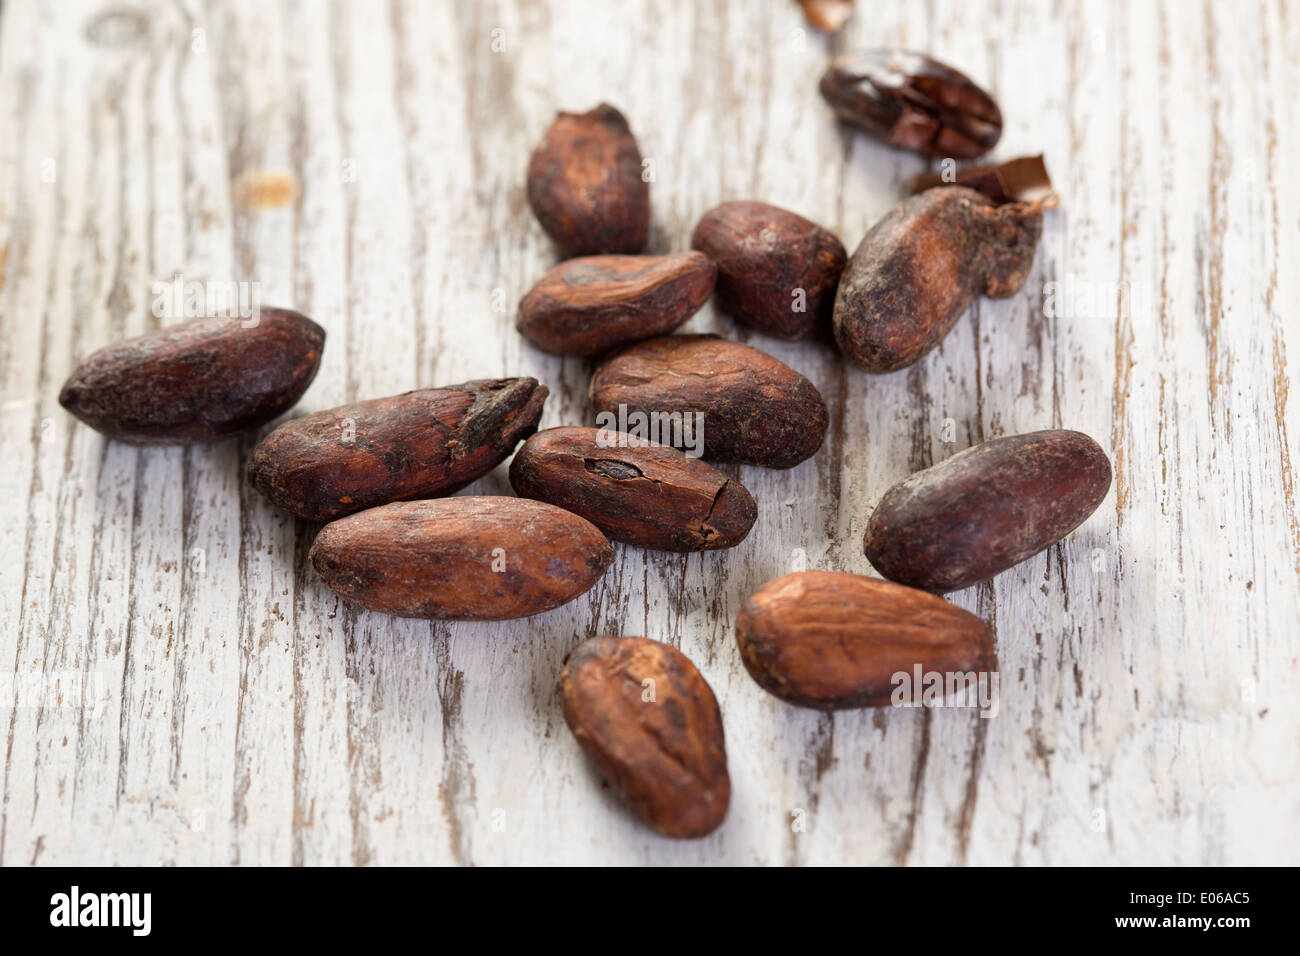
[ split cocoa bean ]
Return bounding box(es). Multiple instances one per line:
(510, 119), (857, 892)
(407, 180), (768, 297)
(509, 426), (756, 552)
(58, 309), (324, 443)
(588, 334), (828, 468)
(309, 496), (613, 620)
(864, 429), (1112, 592)
(833, 187), (1044, 373)
(560, 635), (730, 838)
(735, 570), (995, 709)
(819, 50), (1002, 159)
(690, 200), (847, 340)
(517, 252), (715, 357)
(526, 103), (650, 257)
(248, 378), (547, 521)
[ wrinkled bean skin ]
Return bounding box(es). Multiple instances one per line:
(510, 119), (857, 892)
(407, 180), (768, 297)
(560, 635), (730, 838)
(526, 103), (650, 257)
(509, 426), (756, 551)
(690, 200), (847, 340)
(309, 497), (613, 620)
(588, 335), (828, 468)
(864, 430), (1113, 592)
(248, 379), (548, 521)
(819, 50), (1002, 159)
(58, 309), (324, 443)
(517, 253), (715, 357)
(735, 571), (995, 710)
(833, 188), (1043, 373)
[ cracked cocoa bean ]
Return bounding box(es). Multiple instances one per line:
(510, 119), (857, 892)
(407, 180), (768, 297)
(864, 430), (1112, 592)
(248, 378), (547, 521)
(735, 570), (995, 709)
(588, 334), (828, 468)
(517, 252), (715, 357)
(58, 309), (324, 443)
(819, 50), (1002, 159)
(690, 200), (847, 340)
(310, 496), (612, 620)
(833, 187), (1043, 373)
(509, 426), (756, 551)
(560, 635), (730, 838)
(526, 103), (650, 257)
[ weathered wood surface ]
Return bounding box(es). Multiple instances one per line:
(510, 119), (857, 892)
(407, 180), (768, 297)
(1, 0), (1297, 866)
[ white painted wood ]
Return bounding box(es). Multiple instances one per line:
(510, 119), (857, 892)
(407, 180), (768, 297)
(1, 0), (1297, 865)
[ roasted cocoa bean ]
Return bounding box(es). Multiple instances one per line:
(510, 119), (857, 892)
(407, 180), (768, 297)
(309, 497), (612, 620)
(735, 570), (995, 709)
(560, 635), (730, 838)
(248, 378), (547, 521)
(526, 103), (650, 257)
(819, 50), (1002, 159)
(864, 430), (1112, 592)
(690, 200), (847, 340)
(509, 426), (756, 551)
(517, 253), (715, 357)
(833, 187), (1043, 373)
(58, 309), (324, 443)
(589, 335), (828, 469)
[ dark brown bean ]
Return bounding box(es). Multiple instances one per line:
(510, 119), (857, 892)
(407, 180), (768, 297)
(690, 200), (847, 340)
(526, 103), (650, 257)
(589, 335), (828, 469)
(248, 378), (547, 521)
(309, 497), (613, 620)
(509, 426), (756, 551)
(517, 253), (715, 357)
(58, 309), (324, 443)
(833, 187), (1043, 373)
(735, 570), (995, 710)
(909, 154), (1057, 206)
(560, 635), (730, 838)
(864, 430), (1112, 592)
(819, 50), (1002, 159)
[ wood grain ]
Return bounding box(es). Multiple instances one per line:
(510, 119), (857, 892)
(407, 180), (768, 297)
(1, 0), (1297, 865)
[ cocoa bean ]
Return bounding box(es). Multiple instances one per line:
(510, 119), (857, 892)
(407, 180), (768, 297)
(819, 50), (1002, 159)
(588, 334), (828, 468)
(248, 378), (547, 521)
(58, 309), (324, 443)
(509, 426), (756, 551)
(560, 635), (730, 838)
(735, 570), (995, 709)
(517, 253), (715, 357)
(864, 429), (1112, 592)
(309, 497), (612, 620)
(526, 103), (650, 257)
(833, 187), (1043, 373)
(690, 200), (846, 340)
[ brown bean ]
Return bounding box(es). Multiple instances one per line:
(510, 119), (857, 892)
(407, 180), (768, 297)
(309, 497), (612, 620)
(509, 426), (756, 551)
(517, 253), (715, 357)
(526, 103), (650, 257)
(588, 334), (828, 468)
(58, 309), (324, 443)
(833, 187), (1043, 373)
(819, 50), (1002, 159)
(560, 635), (730, 838)
(735, 570), (995, 709)
(248, 378), (547, 521)
(864, 430), (1112, 592)
(690, 200), (847, 340)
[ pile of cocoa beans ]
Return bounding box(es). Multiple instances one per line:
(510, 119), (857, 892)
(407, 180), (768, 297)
(58, 48), (1109, 841)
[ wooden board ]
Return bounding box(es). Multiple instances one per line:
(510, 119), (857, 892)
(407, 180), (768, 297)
(1, 0), (1297, 866)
